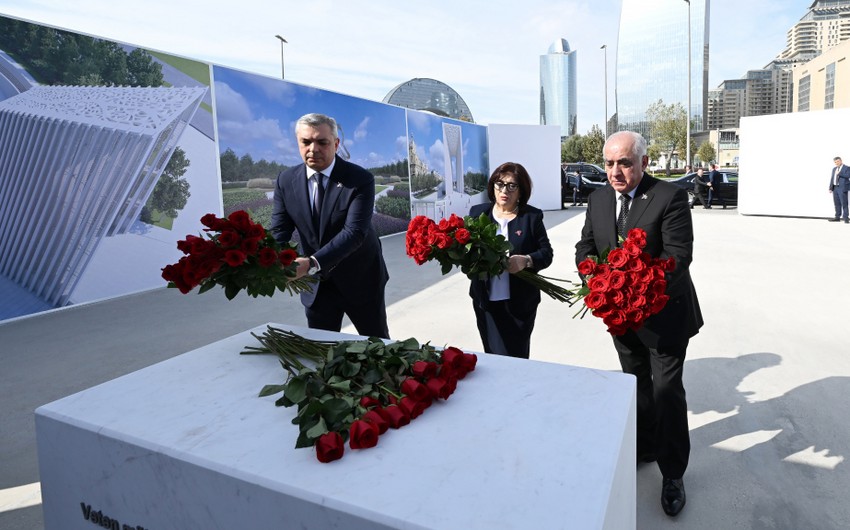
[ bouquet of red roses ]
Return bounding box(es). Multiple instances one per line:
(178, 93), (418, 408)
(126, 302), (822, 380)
(406, 213), (576, 303)
(161, 210), (314, 299)
(574, 228), (676, 335)
(242, 326), (477, 463)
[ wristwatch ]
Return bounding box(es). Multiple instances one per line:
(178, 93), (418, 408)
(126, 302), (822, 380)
(307, 256), (320, 276)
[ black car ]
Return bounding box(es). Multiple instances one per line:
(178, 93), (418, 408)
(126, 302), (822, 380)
(562, 171), (606, 206)
(562, 162), (608, 183)
(667, 171), (738, 208)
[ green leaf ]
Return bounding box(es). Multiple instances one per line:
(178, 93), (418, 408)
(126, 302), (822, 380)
(258, 384), (286, 397)
(197, 282), (216, 294)
(322, 398), (353, 423)
(306, 416), (329, 438)
(224, 282), (241, 300)
(341, 360), (361, 378)
(283, 377), (307, 404)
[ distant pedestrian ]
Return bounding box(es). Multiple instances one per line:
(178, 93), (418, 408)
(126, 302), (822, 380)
(707, 164), (726, 209)
(828, 156), (850, 223)
(693, 168), (709, 208)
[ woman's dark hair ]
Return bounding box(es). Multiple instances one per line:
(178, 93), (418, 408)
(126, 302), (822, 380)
(487, 162), (533, 205)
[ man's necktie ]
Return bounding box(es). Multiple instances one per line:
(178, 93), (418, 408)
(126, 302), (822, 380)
(617, 194), (631, 238)
(312, 173), (325, 226)
(835, 167), (841, 186)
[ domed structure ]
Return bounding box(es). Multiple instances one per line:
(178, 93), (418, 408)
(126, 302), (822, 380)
(383, 78), (474, 122)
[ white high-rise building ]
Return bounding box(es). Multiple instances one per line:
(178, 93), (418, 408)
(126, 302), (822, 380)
(539, 39), (577, 139)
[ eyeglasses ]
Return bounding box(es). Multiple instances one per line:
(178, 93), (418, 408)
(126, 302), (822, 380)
(494, 181), (519, 192)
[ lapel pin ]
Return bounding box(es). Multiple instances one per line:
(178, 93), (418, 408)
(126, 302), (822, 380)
(515, 230), (522, 236)
(640, 193), (648, 200)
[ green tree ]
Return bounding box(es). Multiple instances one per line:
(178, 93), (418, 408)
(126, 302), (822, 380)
(697, 141), (716, 167)
(238, 153), (255, 181)
(647, 143), (662, 167)
(146, 147), (191, 221)
(126, 48), (164, 87)
(219, 149), (240, 182)
(581, 125), (605, 165)
(562, 134), (584, 162)
(646, 100), (687, 174)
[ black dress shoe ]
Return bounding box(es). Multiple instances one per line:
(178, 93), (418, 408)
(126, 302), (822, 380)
(661, 477), (686, 516)
(829, 218), (840, 222)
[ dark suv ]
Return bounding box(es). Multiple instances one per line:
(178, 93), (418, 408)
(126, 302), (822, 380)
(562, 162), (607, 183)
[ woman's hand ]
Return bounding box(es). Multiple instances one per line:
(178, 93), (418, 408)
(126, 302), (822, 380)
(507, 255), (531, 274)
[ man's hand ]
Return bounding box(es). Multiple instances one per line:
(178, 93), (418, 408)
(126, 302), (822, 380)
(291, 257), (311, 280)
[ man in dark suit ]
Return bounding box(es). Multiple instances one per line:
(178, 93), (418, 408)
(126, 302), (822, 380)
(828, 156), (850, 223)
(575, 131), (703, 517)
(707, 163), (726, 209)
(271, 113), (389, 338)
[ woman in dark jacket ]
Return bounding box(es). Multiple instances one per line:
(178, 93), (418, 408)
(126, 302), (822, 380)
(468, 162), (553, 359)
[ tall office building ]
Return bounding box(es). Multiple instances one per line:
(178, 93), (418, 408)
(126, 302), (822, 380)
(616, 0), (709, 138)
(777, 0), (850, 66)
(383, 78), (474, 122)
(539, 38), (577, 138)
(707, 0), (850, 128)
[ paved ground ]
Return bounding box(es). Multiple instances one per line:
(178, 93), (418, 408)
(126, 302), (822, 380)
(2, 206), (849, 529)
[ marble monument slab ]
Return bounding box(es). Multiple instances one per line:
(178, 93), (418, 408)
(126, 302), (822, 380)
(35, 324), (635, 529)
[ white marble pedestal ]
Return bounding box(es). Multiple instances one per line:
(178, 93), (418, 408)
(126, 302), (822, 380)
(36, 324), (635, 529)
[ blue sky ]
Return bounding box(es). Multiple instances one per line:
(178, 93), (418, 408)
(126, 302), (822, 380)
(1, 0), (811, 134)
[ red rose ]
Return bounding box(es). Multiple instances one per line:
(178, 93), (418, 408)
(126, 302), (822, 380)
(435, 233), (452, 250)
(607, 248), (630, 268)
(399, 396), (427, 419)
(587, 274), (611, 292)
(359, 396), (381, 409)
(258, 247), (278, 267)
(425, 377), (451, 400)
(362, 409), (389, 435)
(200, 213), (220, 228)
(448, 213), (465, 230)
(349, 420), (379, 449)
(626, 257), (646, 272)
(241, 237), (260, 255)
(441, 347), (465, 369)
(224, 249), (247, 267)
(594, 263), (611, 276)
(584, 291), (607, 309)
(383, 405), (410, 428)
(460, 352), (478, 374)
(454, 228), (471, 244)
(608, 270), (628, 290)
(438, 218), (451, 232)
(623, 239), (642, 257)
(278, 248), (297, 266)
(246, 223), (265, 239)
(578, 258), (596, 276)
(218, 230), (240, 248)
(227, 210), (252, 232)
(412, 361), (438, 379)
(664, 256), (676, 272)
(401, 378), (431, 402)
(315, 432), (344, 463)
(650, 294), (670, 313)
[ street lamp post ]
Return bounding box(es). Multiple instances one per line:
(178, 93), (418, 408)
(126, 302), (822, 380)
(684, 0), (691, 167)
(601, 44), (608, 137)
(275, 34), (288, 79)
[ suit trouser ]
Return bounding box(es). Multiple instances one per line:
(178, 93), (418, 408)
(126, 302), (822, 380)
(833, 187), (849, 220)
(613, 331), (690, 479)
(304, 279), (389, 339)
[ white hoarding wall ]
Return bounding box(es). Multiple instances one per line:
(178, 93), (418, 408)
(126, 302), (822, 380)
(739, 108), (850, 217)
(487, 124), (562, 212)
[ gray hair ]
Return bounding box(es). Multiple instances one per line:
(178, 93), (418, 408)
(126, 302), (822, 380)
(603, 131), (647, 159)
(296, 113), (339, 139)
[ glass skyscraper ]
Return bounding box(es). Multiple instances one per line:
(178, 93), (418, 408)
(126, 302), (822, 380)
(539, 38), (577, 138)
(616, 0), (709, 138)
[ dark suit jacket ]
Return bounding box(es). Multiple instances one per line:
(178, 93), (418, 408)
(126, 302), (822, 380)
(468, 203), (554, 313)
(708, 169), (722, 187)
(575, 175), (703, 349)
(271, 156), (388, 308)
(829, 164), (850, 192)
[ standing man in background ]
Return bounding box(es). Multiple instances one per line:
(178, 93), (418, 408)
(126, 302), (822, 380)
(575, 131), (703, 517)
(272, 113), (390, 338)
(707, 163), (726, 209)
(828, 156), (850, 223)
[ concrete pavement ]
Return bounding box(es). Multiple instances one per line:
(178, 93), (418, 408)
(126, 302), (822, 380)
(1, 206), (849, 529)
